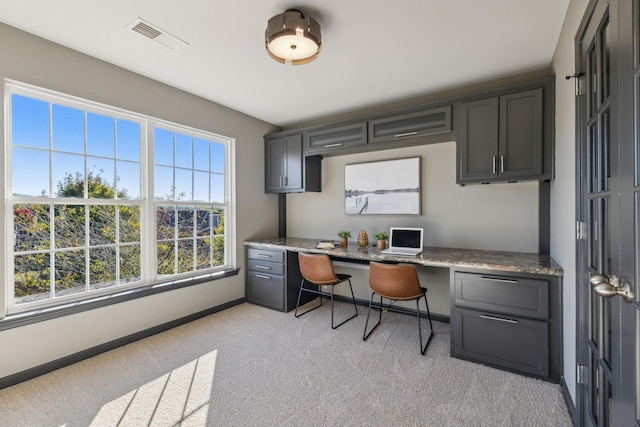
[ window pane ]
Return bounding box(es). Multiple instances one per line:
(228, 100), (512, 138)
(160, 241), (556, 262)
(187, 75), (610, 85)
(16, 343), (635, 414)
(87, 113), (115, 158)
(177, 206), (194, 238)
(212, 236), (225, 266)
(194, 171), (209, 202)
(52, 104), (84, 153)
(155, 166), (174, 200)
(196, 238), (211, 270)
(89, 205), (116, 246)
(212, 209), (224, 235)
(194, 138), (209, 171)
(211, 173), (224, 203)
(175, 168), (192, 201)
(55, 250), (86, 296)
(120, 205), (141, 243)
(210, 142), (225, 173)
(116, 119), (140, 161)
(196, 208), (213, 237)
(116, 160), (140, 199)
(156, 206), (175, 240)
(87, 157), (115, 199)
(175, 134), (192, 168)
(54, 204), (85, 249)
(13, 148), (49, 197)
(157, 241), (175, 276)
(15, 253), (50, 304)
(14, 204), (50, 252)
(178, 239), (194, 273)
(89, 246), (117, 290)
(154, 128), (174, 166)
(120, 244), (141, 283)
(12, 94), (49, 149)
(53, 153), (85, 198)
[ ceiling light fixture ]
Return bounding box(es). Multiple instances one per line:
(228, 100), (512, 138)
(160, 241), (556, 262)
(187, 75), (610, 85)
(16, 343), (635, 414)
(265, 9), (321, 65)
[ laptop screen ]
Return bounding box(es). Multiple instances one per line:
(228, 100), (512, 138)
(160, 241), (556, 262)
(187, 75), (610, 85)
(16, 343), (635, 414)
(389, 227), (423, 250)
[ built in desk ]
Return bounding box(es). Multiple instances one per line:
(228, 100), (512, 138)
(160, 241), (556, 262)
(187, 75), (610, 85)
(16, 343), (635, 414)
(244, 237), (563, 382)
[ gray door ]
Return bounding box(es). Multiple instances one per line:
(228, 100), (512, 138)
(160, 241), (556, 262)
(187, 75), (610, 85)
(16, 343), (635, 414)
(576, 0), (637, 425)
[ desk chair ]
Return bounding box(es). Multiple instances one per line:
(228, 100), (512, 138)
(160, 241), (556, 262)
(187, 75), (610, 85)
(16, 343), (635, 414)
(295, 252), (358, 329)
(363, 262), (434, 354)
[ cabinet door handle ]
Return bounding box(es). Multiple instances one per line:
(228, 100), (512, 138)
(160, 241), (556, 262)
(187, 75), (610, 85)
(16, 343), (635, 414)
(394, 131), (418, 138)
(254, 265), (271, 270)
(256, 254), (272, 258)
(500, 155), (504, 173)
(255, 274), (271, 279)
(283, 176), (288, 186)
(480, 314), (518, 324)
(324, 143), (343, 148)
(492, 156), (496, 174)
(480, 276), (518, 284)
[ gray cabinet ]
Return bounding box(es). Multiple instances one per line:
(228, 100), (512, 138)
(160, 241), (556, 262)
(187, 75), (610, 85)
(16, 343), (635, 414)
(245, 247), (311, 312)
(458, 88), (543, 184)
(306, 122), (367, 156)
(265, 134), (321, 193)
(451, 270), (561, 381)
(368, 105), (451, 144)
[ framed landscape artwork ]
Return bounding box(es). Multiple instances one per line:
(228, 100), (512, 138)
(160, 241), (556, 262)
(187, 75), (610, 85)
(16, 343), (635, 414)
(344, 156), (421, 215)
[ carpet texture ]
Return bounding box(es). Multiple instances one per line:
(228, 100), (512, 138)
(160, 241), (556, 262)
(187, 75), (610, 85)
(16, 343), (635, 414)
(0, 302), (572, 426)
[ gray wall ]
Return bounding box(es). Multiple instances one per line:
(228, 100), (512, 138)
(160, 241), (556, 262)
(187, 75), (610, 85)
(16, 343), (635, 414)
(287, 142), (540, 316)
(550, 0), (590, 406)
(0, 23), (280, 378)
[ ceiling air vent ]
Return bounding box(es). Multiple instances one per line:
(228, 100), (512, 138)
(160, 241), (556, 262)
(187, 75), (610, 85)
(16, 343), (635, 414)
(126, 18), (188, 51)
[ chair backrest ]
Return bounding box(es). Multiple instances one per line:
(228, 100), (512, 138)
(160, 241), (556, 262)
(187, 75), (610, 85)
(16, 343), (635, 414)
(298, 253), (340, 285)
(368, 262), (422, 300)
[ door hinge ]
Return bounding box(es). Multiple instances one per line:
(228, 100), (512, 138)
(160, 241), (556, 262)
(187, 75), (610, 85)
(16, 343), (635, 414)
(566, 73), (585, 96)
(576, 221), (587, 240)
(577, 364), (587, 385)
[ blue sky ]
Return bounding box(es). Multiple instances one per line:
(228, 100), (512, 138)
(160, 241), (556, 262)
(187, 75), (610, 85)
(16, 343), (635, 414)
(11, 94), (225, 202)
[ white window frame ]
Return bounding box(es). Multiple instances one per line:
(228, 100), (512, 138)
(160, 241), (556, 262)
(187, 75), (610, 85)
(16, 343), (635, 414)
(3, 80), (236, 317)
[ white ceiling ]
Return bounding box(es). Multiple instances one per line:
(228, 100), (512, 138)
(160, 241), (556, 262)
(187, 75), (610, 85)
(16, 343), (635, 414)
(0, 0), (570, 128)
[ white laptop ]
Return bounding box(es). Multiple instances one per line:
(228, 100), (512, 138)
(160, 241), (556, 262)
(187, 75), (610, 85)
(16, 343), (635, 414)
(381, 227), (424, 256)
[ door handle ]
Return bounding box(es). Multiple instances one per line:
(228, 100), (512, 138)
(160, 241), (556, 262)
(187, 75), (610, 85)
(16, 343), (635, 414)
(589, 273), (634, 303)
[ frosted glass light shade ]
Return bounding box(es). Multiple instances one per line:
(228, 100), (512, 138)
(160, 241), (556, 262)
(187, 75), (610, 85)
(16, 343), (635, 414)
(265, 9), (321, 65)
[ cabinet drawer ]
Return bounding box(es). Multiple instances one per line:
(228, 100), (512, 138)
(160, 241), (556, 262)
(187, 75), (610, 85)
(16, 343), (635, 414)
(247, 259), (284, 275)
(368, 105), (451, 144)
(306, 122), (367, 155)
(454, 272), (549, 320)
(247, 272), (285, 311)
(246, 248), (284, 263)
(453, 307), (549, 378)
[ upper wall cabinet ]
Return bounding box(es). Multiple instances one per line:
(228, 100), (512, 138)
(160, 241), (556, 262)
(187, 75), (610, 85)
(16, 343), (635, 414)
(368, 105), (452, 144)
(265, 134), (321, 193)
(305, 122), (367, 156)
(457, 86), (549, 185)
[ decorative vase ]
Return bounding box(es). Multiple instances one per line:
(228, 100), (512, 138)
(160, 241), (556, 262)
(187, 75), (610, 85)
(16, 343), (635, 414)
(357, 230), (369, 247)
(340, 237), (348, 247)
(377, 239), (386, 250)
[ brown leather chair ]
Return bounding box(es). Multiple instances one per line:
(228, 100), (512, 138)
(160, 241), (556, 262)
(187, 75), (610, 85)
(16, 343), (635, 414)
(295, 252), (358, 329)
(363, 261), (433, 354)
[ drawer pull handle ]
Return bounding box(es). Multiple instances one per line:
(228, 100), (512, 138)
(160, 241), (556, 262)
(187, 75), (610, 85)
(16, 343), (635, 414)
(480, 276), (518, 284)
(324, 143), (343, 148)
(480, 314), (518, 324)
(255, 274), (271, 279)
(256, 254), (271, 258)
(254, 265), (271, 270)
(394, 131), (418, 138)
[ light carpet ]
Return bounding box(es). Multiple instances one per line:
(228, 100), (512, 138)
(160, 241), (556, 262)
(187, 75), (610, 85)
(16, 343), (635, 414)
(0, 302), (572, 426)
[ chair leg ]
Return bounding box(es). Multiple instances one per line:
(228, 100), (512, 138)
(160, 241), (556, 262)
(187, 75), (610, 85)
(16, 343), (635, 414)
(294, 278), (322, 318)
(331, 280), (358, 329)
(363, 292), (383, 340)
(417, 290), (434, 355)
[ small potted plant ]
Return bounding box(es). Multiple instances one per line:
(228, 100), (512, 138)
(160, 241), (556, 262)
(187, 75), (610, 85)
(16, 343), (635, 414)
(337, 230), (351, 247)
(374, 231), (389, 250)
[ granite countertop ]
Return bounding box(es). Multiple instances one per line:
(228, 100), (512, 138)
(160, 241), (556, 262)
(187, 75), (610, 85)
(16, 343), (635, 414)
(244, 237), (563, 276)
